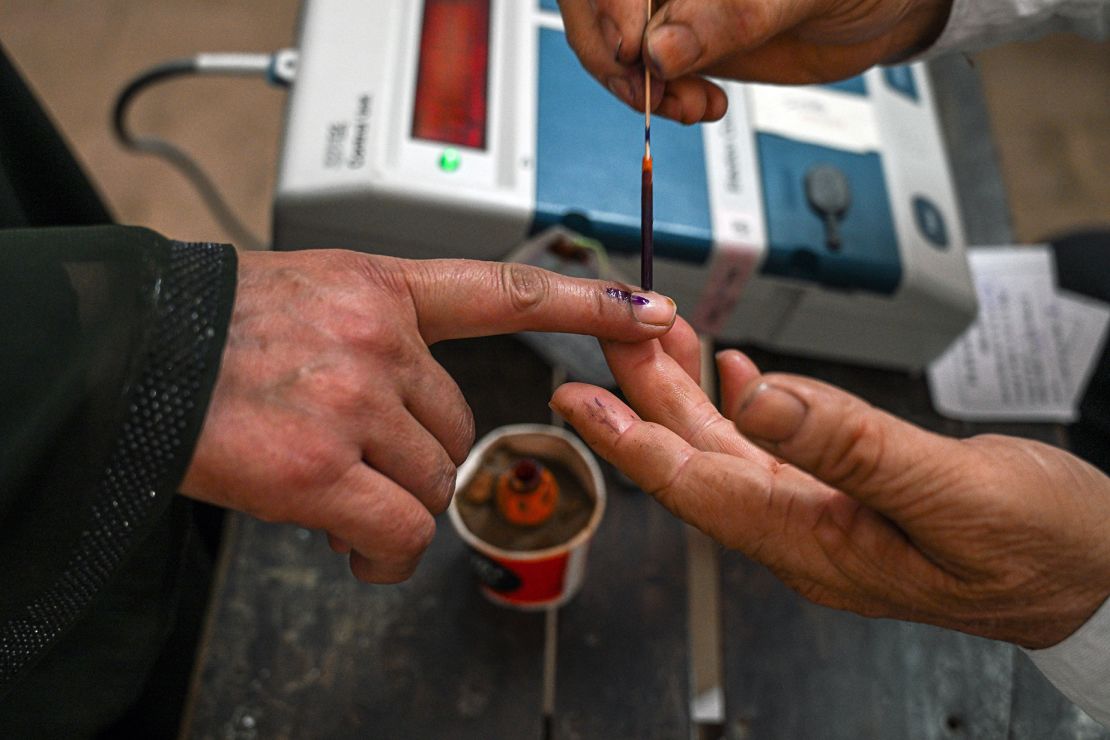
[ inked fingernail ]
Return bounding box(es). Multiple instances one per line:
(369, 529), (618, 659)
(604, 286), (677, 326)
(630, 291), (676, 326)
(735, 382), (807, 443)
(646, 23), (701, 78)
(599, 15), (623, 60)
(607, 76), (634, 106)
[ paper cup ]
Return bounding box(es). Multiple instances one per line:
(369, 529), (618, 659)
(448, 424), (606, 610)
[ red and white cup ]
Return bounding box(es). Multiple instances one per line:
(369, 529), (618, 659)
(448, 424), (606, 610)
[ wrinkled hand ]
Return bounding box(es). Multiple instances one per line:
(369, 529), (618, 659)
(559, 0), (952, 123)
(551, 321), (1110, 648)
(181, 249), (676, 583)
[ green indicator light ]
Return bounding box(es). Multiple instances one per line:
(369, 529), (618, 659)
(439, 148), (462, 172)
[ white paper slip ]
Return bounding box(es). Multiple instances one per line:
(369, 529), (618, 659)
(1056, 289), (1110, 400)
(927, 246), (1110, 422)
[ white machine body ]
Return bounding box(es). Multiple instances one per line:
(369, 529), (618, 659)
(274, 0), (977, 369)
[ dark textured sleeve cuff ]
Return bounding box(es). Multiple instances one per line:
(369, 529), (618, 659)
(0, 236), (237, 694)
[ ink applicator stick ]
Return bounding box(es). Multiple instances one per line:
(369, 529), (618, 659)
(641, 0), (654, 292)
(641, 128), (653, 291)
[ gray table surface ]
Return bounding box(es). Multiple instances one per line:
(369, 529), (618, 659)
(183, 57), (1108, 739)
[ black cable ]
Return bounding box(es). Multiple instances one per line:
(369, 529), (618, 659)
(112, 59), (197, 144)
(113, 57), (268, 250)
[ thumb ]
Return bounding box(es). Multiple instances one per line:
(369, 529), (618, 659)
(644, 0), (821, 79)
(718, 350), (965, 519)
(403, 259), (677, 344)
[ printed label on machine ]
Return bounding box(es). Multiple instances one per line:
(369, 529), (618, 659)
(748, 83), (881, 154)
(694, 82), (764, 334)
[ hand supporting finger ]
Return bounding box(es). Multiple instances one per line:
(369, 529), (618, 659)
(550, 384), (773, 539)
(549, 382), (930, 612)
(719, 349), (967, 522)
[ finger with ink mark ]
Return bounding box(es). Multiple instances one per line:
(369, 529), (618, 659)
(605, 287), (676, 326)
(585, 395), (634, 436)
(550, 385), (639, 450)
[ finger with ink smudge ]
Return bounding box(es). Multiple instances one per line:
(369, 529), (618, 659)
(605, 287), (676, 326)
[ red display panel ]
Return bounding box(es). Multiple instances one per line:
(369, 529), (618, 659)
(411, 0), (491, 150)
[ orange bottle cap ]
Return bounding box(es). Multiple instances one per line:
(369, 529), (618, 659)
(495, 458), (559, 527)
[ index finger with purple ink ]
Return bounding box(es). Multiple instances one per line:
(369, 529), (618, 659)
(400, 259), (677, 344)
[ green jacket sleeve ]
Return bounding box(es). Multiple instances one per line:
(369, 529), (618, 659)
(0, 225), (237, 696)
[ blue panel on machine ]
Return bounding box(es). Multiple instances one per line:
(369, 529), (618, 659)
(883, 66), (919, 101)
(533, 28), (713, 264)
(757, 134), (902, 294)
(538, 0), (559, 11)
(821, 75), (868, 96)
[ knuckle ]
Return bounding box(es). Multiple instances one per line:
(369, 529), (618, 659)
(383, 496), (436, 554)
(646, 446), (700, 520)
(360, 513), (434, 586)
(683, 400), (727, 449)
(316, 362), (369, 411)
(348, 489), (437, 583)
(404, 511), (437, 556)
(277, 438), (349, 504)
(349, 313), (410, 358)
(350, 553), (420, 585)
(685, 94), (708, 125)
(817, 406), (886, 492)
(449, 405), (477, 466)
(351, 251), (407, 294)
(732, 1), (776, 48)
(423, 459), (458, 515)
(500, 262), (551, 315)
